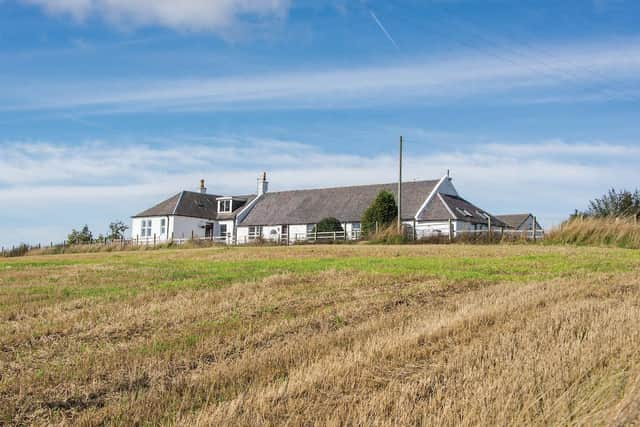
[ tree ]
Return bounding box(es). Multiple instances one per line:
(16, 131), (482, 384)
(361, 190), (398, 234)
(108, 221), (129, 240)
(580, 188), (640, 218)
(67, 225), (93, 245)
(314, 217), (343, 233)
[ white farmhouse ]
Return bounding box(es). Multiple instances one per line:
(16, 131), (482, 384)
(131, 178), (261, 244)
(132, 172), (508, 244)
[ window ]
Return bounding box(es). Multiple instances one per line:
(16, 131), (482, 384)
(455, 207), (473, 217)
(218, 200), (232, 213)
(306, 224), (315, 234)
(145, 220), (152, 237)
(248, 226), (262, 238)
(476, 210), (491, 220)
(140, 220), (146, 237)
(219, 224), (228, 236)
(160, 218), (166, 235)
(352, 222), (361, 231)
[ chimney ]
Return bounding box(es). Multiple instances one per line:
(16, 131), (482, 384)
(257, 172), (268, 196)
(200, 179), (207, 194)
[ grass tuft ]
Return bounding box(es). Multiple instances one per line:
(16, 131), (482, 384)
(546, 217), (640, 249)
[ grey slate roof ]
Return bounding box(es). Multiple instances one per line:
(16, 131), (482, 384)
(133, 191), (255, 221)
(417, 194), (453, 221)
(495, 214), (531, 229)
(418, 193), (507, 227)
(239, 180), (439, 226)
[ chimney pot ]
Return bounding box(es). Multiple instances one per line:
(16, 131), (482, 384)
(200, 179), (207, 194)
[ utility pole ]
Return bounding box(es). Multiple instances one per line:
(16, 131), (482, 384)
(398, 135), (403, 232)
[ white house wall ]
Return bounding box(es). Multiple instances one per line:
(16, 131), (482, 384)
(262, 225), (282, 241)
(131, 216), (171, 243)
(216, 220), (235, 242)
(516, 215), (542, 231)
(438, 177), (459, 196)
(172, 216), (212, 240)
(288, 224), (308, 241)
(236, 226), (250, 244)
(415, 221), (451, 236)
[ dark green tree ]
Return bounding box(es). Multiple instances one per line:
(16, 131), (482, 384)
(314, 217), (344, 233)
(67, 225), (93, 244)
(108, 221), (129, 240)
(361, 190), (398, 234)
(582, 188), (640, 218)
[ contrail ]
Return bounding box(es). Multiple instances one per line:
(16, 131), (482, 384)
(369, 10), (399, 50)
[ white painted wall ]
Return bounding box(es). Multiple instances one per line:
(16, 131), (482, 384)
(172, 216), (212, 240)
(262, 225), (282, 241)
(288, 224), (308, 241)
(131, 216), (171, 243)
(216, 220), (235, 243)
(236, 226), (250, 244)
(516, 215), (543, 231)
(414, 221), (451, 238)
(438, 177), (459, 196)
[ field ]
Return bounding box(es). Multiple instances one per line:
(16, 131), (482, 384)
(2, 244), (640, 426)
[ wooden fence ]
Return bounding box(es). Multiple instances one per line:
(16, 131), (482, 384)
(1, 227), (545, 256)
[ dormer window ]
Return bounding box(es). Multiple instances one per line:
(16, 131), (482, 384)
(218, 199), (232, 213)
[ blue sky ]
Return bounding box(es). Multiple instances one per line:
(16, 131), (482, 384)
(1, 0), (639, 246)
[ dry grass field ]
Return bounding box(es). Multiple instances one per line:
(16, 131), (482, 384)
(2, 244), (640, 426)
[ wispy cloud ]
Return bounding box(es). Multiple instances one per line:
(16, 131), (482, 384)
(3, 38), (640, 113)
(1, 136), (638, 246)
(20, 0), (291, 34)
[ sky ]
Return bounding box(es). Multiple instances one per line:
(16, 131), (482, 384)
(0, 0), (639, 246)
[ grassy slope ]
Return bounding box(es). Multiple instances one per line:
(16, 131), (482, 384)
(1, 245), (640, 425)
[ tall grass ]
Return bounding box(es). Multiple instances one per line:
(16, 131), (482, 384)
(547, 216), (640, 249)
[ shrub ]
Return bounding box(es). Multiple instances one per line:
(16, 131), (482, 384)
(575, 188), (640, 219)
(314, 217), (343, 233)
(67, 225), (93, 245)
(361, 191), (397, 235)
(108, 221), (129, 240)
(366, 223), (407, 244)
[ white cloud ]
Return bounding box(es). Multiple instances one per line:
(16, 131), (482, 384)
(21, 0), (291, 33)
(1, 137), (638, 246)
(4, 38), (640, 112)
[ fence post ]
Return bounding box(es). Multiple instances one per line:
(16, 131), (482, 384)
(375, 221), (379, 234)
(191, 230), (194, 240)
(532, 216), (537, 242)
(154, 234), (156, 247)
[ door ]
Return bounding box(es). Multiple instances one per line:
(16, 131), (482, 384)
(205, 223), (214, 238)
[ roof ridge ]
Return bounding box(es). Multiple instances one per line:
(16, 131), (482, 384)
(437, 192), (458, 220)
(172, 191), (185, 215)
(263, 179), (439, 195)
